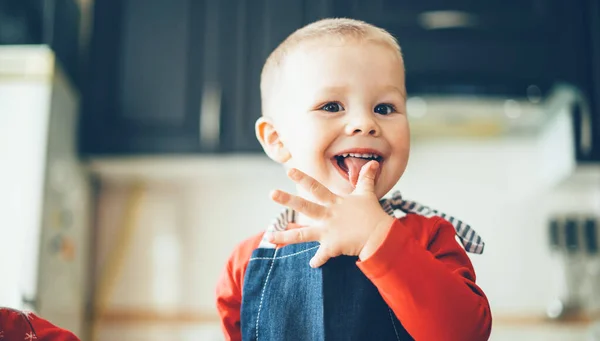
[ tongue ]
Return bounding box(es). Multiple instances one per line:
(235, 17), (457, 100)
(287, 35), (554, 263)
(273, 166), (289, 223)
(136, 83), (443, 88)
(343, 157), (371, 187)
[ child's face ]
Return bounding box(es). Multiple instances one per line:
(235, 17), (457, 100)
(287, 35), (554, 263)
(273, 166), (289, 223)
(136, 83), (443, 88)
(262, 39), (410, 199)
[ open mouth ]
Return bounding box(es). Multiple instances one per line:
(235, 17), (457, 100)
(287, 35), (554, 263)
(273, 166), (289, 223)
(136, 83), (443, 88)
(332, 151), (384, 187)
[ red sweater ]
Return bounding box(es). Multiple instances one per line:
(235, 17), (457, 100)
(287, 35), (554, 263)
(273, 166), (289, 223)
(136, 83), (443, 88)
(216, 214), (492, 341)
(0, 308), (80, 341)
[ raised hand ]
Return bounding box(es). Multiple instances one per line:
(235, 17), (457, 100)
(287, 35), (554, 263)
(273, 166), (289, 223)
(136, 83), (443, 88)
(268, 161), (395, 268)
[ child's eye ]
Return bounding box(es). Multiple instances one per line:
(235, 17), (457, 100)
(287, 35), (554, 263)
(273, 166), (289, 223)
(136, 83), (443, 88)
(374, 103), (396, 115)
(320, 102), (344, 112)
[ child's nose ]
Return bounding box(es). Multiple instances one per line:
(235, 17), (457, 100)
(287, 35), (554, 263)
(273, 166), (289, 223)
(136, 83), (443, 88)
(345, 113), (381, 137)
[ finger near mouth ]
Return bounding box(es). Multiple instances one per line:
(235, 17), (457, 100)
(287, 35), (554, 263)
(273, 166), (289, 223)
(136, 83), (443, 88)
(331, 154), (384, 184)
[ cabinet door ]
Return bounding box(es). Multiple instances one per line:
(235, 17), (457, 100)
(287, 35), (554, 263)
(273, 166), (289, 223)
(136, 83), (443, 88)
(80, 0), (121, 155)
(117, 0), (205, 153)
(82, 0), (214, 155)
(119, 0), (191, 148)
(576, 0), (600, 162)
(82, 0), (310, 155)
(220, 0), (306, 153)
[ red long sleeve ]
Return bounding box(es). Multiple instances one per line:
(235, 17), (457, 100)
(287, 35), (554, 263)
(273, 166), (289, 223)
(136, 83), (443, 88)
(357, 215), (492, 341)
(216, 232), (264, 341)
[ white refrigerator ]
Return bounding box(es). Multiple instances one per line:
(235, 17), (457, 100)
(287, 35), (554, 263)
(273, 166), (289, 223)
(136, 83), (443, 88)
(0, 45), (92, 337)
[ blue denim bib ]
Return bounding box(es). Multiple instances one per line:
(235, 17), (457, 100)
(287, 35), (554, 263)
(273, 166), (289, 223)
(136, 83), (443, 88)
(241, 242), (413, 341)
(240, 191), (485, 340)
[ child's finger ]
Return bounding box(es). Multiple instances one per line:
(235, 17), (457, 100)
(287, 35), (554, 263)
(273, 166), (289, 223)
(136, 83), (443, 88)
(267, 227), (320, 245)
(270, 190), (327, 219)
(285, 223), (304, 230)
(309, 246), (330, 268)
(354, 161), (379, 194)
(287, 168), (338, 204)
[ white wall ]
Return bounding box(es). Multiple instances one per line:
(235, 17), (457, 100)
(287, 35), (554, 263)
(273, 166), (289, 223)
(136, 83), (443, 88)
(93, 127), (600, 319)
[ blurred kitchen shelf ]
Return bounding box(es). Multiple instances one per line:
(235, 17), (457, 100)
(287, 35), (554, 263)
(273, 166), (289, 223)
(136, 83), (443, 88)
(99, 309), (220, 325)
(92, 311), (594, 341)
(94, 318), (592, 341)
(494, 312), (599, 327)
(553, 164), (600, 191)
(87, 155), (281, 182)
(491, 326), (588, 341)
(491, 314), (594, 341)
(95, 308), (597, 327)
(97, 323), (224, 341)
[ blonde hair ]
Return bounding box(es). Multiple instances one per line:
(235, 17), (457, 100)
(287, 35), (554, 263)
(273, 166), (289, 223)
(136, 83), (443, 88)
(260, 18), (402, 116)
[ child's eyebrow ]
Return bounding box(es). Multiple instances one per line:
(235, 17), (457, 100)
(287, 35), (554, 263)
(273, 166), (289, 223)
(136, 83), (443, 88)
(385, 85), (407, 101)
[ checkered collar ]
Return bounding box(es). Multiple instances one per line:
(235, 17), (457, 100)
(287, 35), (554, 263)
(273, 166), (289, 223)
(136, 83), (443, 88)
(258, 191), (485, 254)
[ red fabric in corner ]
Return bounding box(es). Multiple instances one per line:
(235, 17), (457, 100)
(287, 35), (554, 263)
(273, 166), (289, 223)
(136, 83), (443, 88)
(0, 308), (80, 341)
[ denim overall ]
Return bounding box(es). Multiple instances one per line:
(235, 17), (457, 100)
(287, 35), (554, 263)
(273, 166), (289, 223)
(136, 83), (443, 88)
(240, 191), (485, 341)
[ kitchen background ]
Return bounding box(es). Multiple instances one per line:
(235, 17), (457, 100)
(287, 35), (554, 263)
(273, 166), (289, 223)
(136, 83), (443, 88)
(1, 0), (600, 340)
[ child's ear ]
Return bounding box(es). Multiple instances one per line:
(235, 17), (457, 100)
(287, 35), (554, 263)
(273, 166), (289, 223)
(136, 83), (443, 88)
(256, 117), (291, 164)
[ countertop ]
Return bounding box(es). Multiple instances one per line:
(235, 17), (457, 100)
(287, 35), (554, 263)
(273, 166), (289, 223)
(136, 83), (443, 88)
(95, 321), (596, 341)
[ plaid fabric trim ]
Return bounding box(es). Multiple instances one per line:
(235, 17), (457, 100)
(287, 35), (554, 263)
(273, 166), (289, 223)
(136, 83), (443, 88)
(258, 191), (485, 254)
(385, 191), (485, 254)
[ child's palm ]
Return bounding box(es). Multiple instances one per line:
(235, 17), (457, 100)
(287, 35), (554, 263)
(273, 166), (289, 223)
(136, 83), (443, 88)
(268, 161), (394, 267)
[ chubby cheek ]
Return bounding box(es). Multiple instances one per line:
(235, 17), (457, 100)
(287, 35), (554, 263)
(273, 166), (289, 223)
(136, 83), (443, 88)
(389, 139), (410, 179)
(290, 129), (335, 176)
(385, 154), (408, 186)
(390, 123), (410, 165)
(378, 132), (410, 196)
(285, 138), (331, 183)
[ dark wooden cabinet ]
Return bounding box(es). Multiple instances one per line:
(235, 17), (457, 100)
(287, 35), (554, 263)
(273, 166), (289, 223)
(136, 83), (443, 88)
(324, 0), (588, 98)
(573, 0), (600, 162)
(118, 0), (193, 137)
(82, 0), (206, 154)
(221, 0), (306, 152)
(80, 0), (600, 157)
(80, 0), (306, 155)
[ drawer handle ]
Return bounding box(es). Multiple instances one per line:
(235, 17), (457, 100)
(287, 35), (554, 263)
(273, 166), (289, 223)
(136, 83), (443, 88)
(200, 83), (222, 150)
